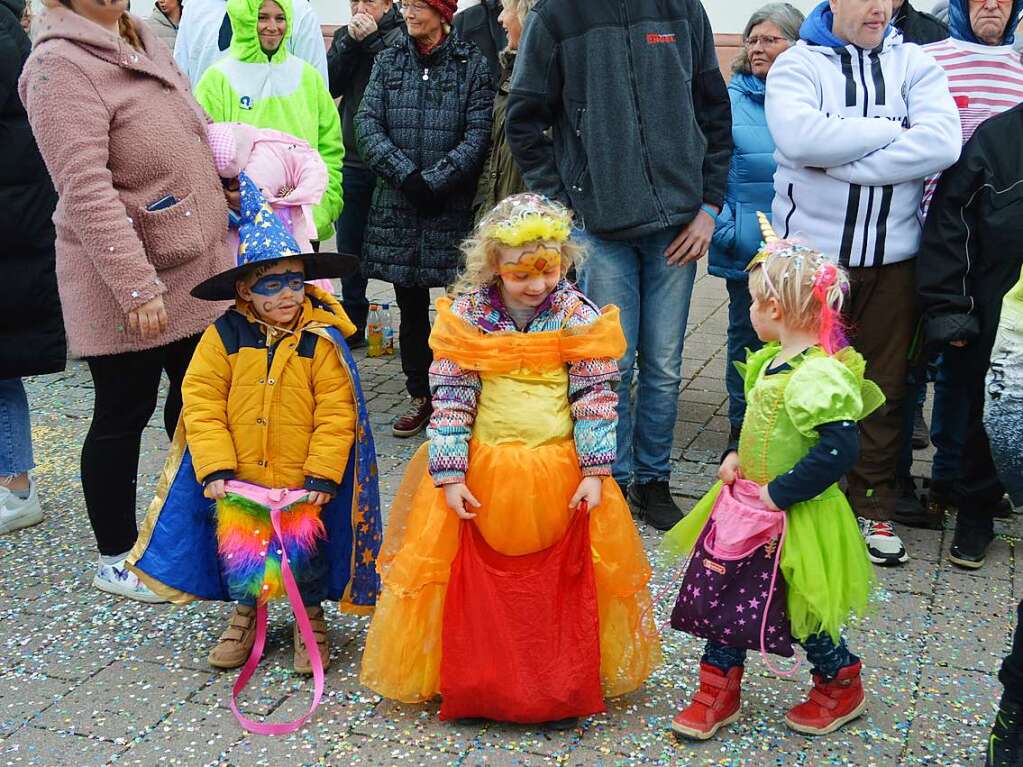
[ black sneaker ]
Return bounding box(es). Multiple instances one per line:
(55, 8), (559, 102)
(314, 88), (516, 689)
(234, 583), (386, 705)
(628, 480), (683, 531)
(949, 521), (995, 570)
(986, 698), (1023, 766)
(911, 406), (930, 450)
(892, 477), (944, 530)
(347, 332), (367, 350)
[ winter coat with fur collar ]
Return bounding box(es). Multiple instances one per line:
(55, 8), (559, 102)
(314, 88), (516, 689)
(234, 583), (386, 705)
(19, 7), (232, 357)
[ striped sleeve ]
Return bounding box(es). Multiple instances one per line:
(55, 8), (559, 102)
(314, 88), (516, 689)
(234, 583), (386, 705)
(920, 39), (1023, 216)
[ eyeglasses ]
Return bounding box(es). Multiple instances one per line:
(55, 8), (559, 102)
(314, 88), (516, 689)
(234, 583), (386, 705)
(399, 0), (430, 14)
(745, 35), (787, 47)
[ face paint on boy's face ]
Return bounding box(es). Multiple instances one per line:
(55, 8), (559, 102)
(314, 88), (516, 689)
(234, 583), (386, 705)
(248, 271), (305, 296)
(238, 260), (305, 325)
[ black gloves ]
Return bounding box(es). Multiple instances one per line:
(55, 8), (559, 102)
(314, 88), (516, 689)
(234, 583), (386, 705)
(401, 171), (442, 216)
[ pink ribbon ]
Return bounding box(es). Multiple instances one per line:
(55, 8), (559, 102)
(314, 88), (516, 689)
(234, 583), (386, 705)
(224, 481), (325, 735)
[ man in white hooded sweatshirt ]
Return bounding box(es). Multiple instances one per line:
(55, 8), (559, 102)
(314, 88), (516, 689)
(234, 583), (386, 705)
(766, 0), (960, 567)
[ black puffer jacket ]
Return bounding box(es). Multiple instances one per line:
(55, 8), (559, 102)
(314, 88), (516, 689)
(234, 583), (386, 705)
(0, 0), (65, 377)
(918, 105), (1023, 367)
(452, 0), (505, 89)
(356, 33), (493, 288)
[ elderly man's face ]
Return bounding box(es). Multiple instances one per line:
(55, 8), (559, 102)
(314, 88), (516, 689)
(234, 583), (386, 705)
(970, 0), (1012, 45)
(830, 0), (892, 49)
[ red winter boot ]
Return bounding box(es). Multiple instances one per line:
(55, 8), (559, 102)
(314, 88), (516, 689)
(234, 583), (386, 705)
(784, 661), (866, 735)
(671, 663), (743, 740)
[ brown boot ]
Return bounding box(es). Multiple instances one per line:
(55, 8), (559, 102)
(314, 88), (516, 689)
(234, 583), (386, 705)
(392, 396), (432, 437)
(293, 605), (330, 674)
(208, 604), (257, 670)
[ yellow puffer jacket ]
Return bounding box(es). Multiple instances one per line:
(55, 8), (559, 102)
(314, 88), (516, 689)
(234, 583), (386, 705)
(182, 286), (358, 490)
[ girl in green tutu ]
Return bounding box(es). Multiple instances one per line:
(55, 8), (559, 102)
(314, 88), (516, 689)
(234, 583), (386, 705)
(667, 215), (883, 741)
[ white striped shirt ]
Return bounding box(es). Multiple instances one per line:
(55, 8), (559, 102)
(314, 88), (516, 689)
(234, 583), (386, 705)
(921, 38), (1023, 214)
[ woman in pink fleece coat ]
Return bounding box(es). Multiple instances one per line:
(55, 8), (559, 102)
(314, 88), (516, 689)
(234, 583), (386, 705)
(19, 0), (234, 602)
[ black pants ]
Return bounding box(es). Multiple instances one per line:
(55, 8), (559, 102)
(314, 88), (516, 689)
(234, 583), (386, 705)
(393, 285), (433, 399)
(82, 334), (200, 556)
(336, 165), (375, 335)
(952, 342), (1005, 535)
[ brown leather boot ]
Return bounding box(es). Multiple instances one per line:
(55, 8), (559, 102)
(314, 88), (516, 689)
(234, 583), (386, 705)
(207, 604), (257, 670)
(392, 396), (432, 437)
(293, 605), (330, 674)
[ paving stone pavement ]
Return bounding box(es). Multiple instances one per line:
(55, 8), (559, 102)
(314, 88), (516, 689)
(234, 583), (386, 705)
(1, 265), (1018, 766)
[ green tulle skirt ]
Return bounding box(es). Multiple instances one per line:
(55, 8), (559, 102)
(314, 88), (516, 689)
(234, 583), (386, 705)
(661, 481), (876, 644)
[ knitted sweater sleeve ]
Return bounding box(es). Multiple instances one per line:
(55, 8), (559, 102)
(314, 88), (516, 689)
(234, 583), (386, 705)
(565, 303), (620, 476)
(427, 357), (481, 486)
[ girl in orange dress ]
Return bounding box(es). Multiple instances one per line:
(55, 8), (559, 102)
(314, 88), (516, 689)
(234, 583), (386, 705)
(360, 194), (660, 722)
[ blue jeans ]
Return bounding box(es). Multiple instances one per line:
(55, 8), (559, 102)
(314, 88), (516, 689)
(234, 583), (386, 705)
(0, 378), (34, 477)
(898, 352), (969, 483)
(575, 228), (697, 485)
(704, 634), (858, 680)
(336, 165), (376, 335)
(724, 279), (762, 433)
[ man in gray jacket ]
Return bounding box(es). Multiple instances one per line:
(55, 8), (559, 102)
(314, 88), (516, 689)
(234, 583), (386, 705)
(507, 0), (732, 531)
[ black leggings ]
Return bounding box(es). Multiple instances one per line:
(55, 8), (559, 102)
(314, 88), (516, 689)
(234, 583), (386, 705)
(393, 285), (434, 399)
(82, 334), (200, 556)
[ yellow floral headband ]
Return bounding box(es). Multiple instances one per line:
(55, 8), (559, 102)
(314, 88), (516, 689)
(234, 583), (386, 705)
(484, 193), (573, 247)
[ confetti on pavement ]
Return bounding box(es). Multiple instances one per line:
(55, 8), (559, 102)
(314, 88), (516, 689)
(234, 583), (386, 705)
(0, 272), (1015, 766)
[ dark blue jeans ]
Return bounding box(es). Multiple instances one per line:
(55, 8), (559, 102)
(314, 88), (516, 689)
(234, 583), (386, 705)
(898, 351), (970, 483)
(724, 279), (762, 433)
(704, 634), (857, 680)
(336, 165), (376, 336)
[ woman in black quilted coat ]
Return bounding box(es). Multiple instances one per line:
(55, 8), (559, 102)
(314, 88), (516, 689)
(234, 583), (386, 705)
(356, 0), (493, 438)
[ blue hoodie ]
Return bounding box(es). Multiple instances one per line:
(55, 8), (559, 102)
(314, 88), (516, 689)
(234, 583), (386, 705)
(800, 0), (894, 47)
(947, 0), (1023, 44)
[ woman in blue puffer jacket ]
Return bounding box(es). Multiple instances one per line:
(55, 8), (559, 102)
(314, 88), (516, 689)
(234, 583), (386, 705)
(710, 2), (804, 442)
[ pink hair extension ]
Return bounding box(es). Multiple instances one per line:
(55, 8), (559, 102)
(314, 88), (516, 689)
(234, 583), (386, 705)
(812, 263), (848, 355)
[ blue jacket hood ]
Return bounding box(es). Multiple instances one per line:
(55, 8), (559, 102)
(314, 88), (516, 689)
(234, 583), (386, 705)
(729, 71), (766, 103)
(801, 0), (895, 47)
(947, 0), (1023, 44)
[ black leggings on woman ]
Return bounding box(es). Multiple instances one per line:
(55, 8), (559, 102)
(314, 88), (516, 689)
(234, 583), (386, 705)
(81, 334), (200, 556)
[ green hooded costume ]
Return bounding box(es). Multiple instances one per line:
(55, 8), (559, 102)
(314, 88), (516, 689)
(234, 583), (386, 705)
(194, 0), (343, 242)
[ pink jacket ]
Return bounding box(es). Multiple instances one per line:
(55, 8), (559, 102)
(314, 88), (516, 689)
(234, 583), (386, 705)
(206, 122), (327, 254)
(19, 8), (233, 357)
(207, 122), (335, 293)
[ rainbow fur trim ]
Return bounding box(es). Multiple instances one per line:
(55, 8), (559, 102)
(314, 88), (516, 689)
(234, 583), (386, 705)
(216, 493), (325, 603)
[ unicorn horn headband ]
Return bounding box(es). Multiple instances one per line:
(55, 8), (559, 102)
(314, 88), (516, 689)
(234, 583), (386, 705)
(745, 211), (778, 272)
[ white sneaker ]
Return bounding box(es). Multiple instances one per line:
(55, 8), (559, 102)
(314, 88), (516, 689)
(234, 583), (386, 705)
(858, 517), (909, 566)
(93, 558), (167, 604)
(0, 481), (44, 534)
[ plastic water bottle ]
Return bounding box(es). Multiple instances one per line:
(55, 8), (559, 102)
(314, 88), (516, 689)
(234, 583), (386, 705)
(381, 303), (395, 355)
(367, 304), (383, 357)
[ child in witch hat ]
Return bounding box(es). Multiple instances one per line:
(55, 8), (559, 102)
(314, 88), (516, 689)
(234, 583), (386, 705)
(128, 173), (383, 674)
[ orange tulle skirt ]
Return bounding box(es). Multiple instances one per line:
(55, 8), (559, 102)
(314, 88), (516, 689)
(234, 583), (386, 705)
(360, 439), (661, 703)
